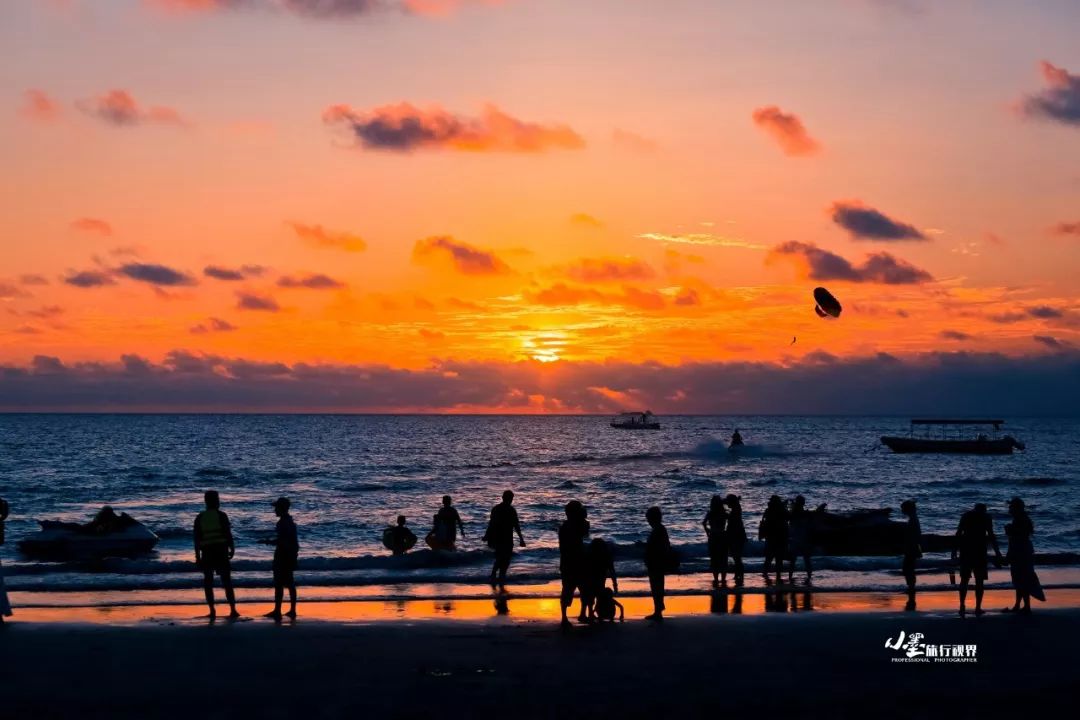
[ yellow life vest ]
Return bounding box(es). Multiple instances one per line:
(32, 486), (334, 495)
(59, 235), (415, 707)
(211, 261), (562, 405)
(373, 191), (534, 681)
(197, 510), (227, 548)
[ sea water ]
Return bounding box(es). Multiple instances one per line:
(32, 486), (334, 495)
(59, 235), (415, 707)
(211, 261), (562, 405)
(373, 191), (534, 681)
(1, 414), (1077, 603)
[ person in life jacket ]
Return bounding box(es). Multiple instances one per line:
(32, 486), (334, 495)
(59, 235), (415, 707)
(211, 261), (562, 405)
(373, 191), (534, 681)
(193, 490), (239, 619)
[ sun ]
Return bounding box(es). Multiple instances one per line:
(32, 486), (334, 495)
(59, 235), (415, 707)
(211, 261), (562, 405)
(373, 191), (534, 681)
(521, 330), (569, 363)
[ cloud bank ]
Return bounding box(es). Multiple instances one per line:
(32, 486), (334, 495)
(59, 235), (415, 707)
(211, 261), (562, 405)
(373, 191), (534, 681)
(770, 242), (932, 284)
(1019, 61), (1080, 126)
(829, 201), (926, 241)
(2, 351), (1077, 414)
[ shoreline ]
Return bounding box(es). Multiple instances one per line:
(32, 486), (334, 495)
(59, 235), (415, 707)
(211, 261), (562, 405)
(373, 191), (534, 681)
(7, 587), (1080, 625)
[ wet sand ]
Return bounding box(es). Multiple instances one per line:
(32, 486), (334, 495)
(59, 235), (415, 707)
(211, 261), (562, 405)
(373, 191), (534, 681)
(3, 600), (1076, 718)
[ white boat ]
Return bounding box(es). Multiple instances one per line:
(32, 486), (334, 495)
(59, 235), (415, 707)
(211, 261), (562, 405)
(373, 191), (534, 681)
(610, 411), (661, 430)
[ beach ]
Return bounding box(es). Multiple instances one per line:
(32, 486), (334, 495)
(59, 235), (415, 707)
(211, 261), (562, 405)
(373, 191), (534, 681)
(3, 600), (1076, 718)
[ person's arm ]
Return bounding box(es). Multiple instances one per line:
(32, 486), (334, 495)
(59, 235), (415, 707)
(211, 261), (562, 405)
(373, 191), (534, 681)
(615, 599), (624, 622)
(223, 512), (235, 559)
(193, 517), (202, 562)
(988, 521), (1002, 561)
(702, 513), (712, 537)
(610, 559), (618, 593)
(456, 510), (465, 538)
(951, 519), (962, 561)
(514, 511), (525, 546)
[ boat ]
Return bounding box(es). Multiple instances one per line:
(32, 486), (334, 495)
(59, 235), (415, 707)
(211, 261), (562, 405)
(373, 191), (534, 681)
(881, 419), (1025, 455)
(610, 411), (661, 430)
(18, 510), (159, 560)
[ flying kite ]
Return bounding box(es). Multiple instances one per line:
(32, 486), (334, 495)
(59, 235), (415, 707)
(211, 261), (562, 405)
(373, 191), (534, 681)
(813, 287), (842, 319)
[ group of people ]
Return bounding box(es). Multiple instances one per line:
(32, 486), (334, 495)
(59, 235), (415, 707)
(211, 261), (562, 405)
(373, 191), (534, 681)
(191, 490), (299, 620)
(0, 489), (1046, 623)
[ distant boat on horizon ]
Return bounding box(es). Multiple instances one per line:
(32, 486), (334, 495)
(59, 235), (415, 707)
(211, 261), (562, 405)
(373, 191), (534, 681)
(610, 411), (661, 430)
(881, 419), (1025, 455)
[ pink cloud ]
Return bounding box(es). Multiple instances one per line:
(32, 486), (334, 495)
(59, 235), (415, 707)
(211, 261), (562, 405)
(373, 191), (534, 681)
(70, 217), (114, 236)
(751, 106), (821, 157)
(21, 89), (62, 123)
(412, 236), (512, 275)
(78, 90), (190, 128)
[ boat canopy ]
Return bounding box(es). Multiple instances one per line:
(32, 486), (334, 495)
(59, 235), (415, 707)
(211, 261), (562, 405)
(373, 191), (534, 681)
(910, 419), (1004, 427)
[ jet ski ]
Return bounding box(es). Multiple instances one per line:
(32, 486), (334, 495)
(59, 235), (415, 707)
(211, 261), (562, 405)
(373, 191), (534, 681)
(18, 509), (159, 560)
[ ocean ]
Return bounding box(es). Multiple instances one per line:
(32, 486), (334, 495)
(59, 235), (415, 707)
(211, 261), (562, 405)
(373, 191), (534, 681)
(1, 414), (1077, 605)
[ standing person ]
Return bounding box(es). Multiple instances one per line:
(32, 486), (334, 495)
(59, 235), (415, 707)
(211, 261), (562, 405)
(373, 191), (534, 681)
(194, 490), (239, 619)
(558, 500), (589, 626)
(644, 506), (671, 622)
(0, 497), (12, 623)
(900, 500), (922, 611)
(264, 497), (298, 620)
(483, 490), (525, 586)
(724, 494), (747, 583)
(787, 495), (813, 582)
(703, 495), (729, 586)
(952, 502), (1004, 617)
(760, 495), (788, 584)
(429, 495), (465, 551)
(1004, 497), (1045, 614)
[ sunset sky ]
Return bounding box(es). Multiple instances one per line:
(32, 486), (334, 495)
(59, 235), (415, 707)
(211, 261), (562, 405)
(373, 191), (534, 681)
(2, 0), (1079, 412)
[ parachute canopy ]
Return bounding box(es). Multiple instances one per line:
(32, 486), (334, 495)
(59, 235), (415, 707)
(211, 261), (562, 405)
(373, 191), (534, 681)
(813, 287), (842, 319)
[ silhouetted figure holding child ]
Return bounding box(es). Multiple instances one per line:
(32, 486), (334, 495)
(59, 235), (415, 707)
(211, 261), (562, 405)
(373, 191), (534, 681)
(952, 502), (1003, 617)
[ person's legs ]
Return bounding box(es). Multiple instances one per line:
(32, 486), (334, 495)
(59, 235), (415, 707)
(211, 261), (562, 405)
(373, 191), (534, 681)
(732, 549), (743, 582)
(647, 572), (665, 619)
(804, 554), (813, 580)
(958, 567), (971, 615)
(219, 566), (238, 616)
(974, 573), (985, 615)
(202, 566), (216, 616)
(903, 555), (917, 609)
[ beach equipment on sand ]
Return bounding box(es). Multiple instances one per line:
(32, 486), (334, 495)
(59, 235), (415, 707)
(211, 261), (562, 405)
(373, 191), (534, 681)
(813, 287), (842, 318)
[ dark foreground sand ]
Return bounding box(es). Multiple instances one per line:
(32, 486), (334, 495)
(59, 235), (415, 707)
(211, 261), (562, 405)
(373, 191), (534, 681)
(3, 608), (1075, 719)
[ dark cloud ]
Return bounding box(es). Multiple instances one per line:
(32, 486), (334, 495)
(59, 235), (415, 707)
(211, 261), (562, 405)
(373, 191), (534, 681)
(939, 330), (972, 341)
(412, 236), (511, 275)
(770, 242), (932, 284)
(1027, 305), (1064, 319)
(203, 265), (266, 281)
(190, 317), (238, 334)
(0, 282), (30, 300)
(829, 201), (926, 241)
(1033, 335), (1072, 351)
(988, 306), (1065, 323)
(323, 102), (584, 153)
(236, 291), (280, 312)
(2, 351), (1078, 414)
(19, 274), (50, 286)
(118, 263), (197, 287)
(1019, 61), (1080, 126)
(63, 270), (116, 288)
(276, 273), (346, 289)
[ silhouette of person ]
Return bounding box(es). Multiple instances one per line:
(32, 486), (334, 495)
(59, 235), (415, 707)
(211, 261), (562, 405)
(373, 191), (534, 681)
(483, 490), (525, 586)
(582, 537), (618, 621)
(787, 495), (813, 581)
(264, 497), (298, 620)
(88, 505), (122, 534)
(594, 586), (624, 622)
(644, 505), (671, 621)
(558, 500), (590, 625)
(194, 490), (239, 619)
(0, 497), (11, 623)
(386, 515), (417, 556)
(430, 495), (465, 551)
(730, 429), (744, 448)
(724, 494), (746, 583)
(1004, 497), (1045, 614)
(900, 500), (922, 611)
(952, 502), (1003, 617)
(760, 495), (788, 583)
(703, 495), (728, 585)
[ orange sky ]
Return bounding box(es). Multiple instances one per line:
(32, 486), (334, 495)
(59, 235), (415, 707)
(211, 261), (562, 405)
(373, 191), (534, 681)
(2, 0), (1079, 410)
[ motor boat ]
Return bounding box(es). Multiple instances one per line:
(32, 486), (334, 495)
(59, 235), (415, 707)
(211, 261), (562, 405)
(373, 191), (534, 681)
(18, 509), (159, 560)
(610, 411), (661, 430)
(881, 419), (1025, 455)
